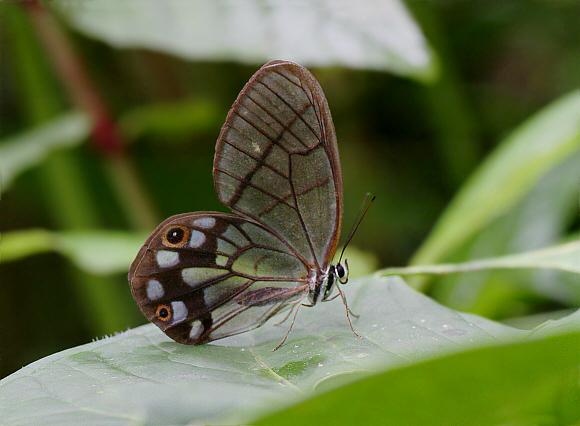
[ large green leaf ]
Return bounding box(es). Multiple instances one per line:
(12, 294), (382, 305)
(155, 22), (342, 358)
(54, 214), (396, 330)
(410, 90), (580, 277)
(254, 332), (580, 425)
(51, 0), (437, 81)
(1, 276), (577, 424)
(0, 111), (89, 193)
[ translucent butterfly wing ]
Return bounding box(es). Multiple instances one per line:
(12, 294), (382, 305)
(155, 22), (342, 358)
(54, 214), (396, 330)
(130, 61), (345, 345)
(214, 60), (344, 269)
(129, 213), (310, 344)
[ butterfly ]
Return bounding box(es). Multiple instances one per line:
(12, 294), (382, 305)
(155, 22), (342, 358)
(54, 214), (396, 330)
(129, 60), (360, 348)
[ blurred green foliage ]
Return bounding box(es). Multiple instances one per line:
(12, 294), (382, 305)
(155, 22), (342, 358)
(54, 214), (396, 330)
(0, 0), (578, 384)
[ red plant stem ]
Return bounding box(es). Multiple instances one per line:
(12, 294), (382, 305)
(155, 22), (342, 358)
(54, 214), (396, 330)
(24, 1), (123, 156)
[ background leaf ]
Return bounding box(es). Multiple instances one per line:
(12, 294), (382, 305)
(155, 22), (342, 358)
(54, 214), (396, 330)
(0, 111), (89, 193)
(381, 240), (580, 276)
(118, 97), (223, 142)
(425, 149), (580, 314)
(0, 230), (146, 275)
(411, 89), (580, 272)
(51, 0), (437, 81)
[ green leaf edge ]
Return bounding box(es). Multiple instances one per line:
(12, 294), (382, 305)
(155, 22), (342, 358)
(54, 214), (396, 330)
(379, 240), (580, 277)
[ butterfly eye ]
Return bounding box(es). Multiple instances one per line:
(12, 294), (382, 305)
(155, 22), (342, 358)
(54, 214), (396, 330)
(336, 260), (349, 284)
(156, 304), (172, 322)
(162, 226), (189, 248)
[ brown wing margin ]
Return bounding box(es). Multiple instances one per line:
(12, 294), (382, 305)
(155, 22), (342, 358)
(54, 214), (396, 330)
(213, 60), (344, 269)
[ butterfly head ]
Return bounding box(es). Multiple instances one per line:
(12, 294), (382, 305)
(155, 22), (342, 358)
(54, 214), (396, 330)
(320, 260), (349, 302)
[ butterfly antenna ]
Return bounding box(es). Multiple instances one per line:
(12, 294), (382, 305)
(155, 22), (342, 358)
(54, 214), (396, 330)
(337, 193), (376, 264)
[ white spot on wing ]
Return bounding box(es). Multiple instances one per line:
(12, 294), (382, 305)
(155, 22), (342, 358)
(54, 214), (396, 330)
(189, 230), (206, 248)
(147, 280), (164, 300)
(189, 320), (204, 340)
(193, 217), (216, 229)
(156, 251), (179, 268)
(171, 301), (187, 324)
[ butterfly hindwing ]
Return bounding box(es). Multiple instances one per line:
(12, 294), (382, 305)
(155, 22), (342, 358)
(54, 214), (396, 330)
(129, 212), (310, 344)
(214, 60), (343, 270)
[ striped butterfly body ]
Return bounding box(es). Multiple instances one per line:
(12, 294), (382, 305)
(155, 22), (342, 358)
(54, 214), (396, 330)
(129, 60), (354, 347)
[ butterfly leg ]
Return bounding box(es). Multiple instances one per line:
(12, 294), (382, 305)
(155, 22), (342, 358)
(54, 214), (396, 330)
(273, 304), (298, 326)
(325, 292), (359, 318)
(325, 293), (341, 302)
(336, 285), (362, 339)
(346, 304), (359, 318)
(273, 303), (303, 351)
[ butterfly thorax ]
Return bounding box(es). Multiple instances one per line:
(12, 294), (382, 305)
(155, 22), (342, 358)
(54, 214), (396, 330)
(307, 262), (348, 305)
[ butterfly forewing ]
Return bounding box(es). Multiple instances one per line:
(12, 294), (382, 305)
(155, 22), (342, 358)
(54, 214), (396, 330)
(214, 60), (343, 270)
(129, 212), (310, 344)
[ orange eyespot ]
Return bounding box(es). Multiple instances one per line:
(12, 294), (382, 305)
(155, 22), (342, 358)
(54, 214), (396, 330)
(156, 304), (172, 322)
(162, 225), (189, 248)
